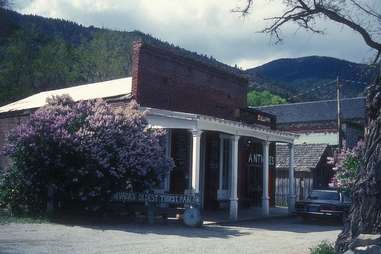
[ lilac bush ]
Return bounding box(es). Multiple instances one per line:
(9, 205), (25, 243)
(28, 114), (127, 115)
(329, 141), (364, 193)
(1, 95), (173, 214)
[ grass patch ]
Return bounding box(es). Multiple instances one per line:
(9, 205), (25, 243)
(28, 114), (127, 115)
(0, 211), (49, 224)
(309, 241), (335, 254)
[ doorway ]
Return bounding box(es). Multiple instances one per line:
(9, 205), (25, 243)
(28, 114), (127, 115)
(203, 132), (220, 210)
(170, 129), (191, 194)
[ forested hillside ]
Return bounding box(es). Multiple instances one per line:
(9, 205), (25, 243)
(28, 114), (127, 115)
(0, 9), (133, 106)
(0, 9), (240, 106)
(246, 56), (377, 102)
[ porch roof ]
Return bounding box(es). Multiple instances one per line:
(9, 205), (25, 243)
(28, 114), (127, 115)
(143, 107), (298, 143)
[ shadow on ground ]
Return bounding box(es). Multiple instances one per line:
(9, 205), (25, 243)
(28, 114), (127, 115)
(65, 222), (250, 239)
(223, 217), (342, 234)
(48, 216), (341, 237)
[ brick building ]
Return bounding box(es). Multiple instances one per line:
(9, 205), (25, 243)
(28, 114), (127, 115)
(0, 41), (297, 220)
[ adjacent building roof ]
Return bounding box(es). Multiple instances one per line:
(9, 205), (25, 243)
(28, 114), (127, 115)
(0, 77), (132, 114)
(276, 143), (329, 171)
(255, 97), (366, 124)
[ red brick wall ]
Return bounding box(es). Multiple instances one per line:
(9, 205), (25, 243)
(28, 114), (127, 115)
(131, 41), (248, 120)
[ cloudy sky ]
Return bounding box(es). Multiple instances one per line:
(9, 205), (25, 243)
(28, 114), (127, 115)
(14, 0), (376, 69)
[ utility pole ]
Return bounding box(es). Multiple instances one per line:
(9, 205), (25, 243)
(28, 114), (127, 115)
(336, 76), (342, 149)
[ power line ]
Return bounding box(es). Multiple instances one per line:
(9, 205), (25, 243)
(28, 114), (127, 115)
(288, 80), (336, 100)
(337, 76), (342, 149)
(288, 78), (372, 100)
(340, 79), (371, 86)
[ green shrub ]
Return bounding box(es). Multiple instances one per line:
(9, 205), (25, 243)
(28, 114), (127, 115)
(0, 214), (49, 225)
(309, 241), (335, 254)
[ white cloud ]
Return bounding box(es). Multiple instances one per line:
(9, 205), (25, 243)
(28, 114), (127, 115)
(14, 0), (374, 68)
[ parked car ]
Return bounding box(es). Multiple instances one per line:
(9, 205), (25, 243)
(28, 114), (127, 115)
(295, 189), (351, 220)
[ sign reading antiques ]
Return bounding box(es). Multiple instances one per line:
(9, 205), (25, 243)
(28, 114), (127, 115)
(112, 192), (200, 206)
(248, 152), (275, 166)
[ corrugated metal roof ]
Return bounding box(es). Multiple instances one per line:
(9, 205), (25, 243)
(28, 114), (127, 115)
(0, 77), (132, 113)
(276, 143), (329, 171)
(255, 97), (366, 124)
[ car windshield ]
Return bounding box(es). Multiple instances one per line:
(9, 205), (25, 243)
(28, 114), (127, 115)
(308, 190), (339, 201)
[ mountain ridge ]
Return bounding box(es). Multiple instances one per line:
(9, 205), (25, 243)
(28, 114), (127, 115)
(245, 56), (376, 102)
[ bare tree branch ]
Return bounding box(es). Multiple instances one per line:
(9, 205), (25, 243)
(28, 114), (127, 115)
(314, 3), (381, 52)
(234, 0), (381, 62)
(349, 0), (381, 20)
(232, 0), (254, 16)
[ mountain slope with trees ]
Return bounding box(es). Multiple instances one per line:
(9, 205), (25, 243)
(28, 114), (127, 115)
(0, 9), (240, 107)
(246, 56), (376, 102)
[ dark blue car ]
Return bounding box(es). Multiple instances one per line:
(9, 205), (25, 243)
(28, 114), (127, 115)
(295, 189), (351, 220)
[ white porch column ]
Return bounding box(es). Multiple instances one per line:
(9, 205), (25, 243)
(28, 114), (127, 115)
(288, 143), (296, 214)
(229, 135), (240, 221)
(262, 141), (270, 216)
(191, 130), (202, 193)
(218, 135), (224, 191)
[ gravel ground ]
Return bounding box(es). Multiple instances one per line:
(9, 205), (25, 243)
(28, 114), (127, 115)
(0, 218), (341, 254)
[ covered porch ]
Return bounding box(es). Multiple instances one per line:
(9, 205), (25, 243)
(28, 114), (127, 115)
(144, 107), (298, 221)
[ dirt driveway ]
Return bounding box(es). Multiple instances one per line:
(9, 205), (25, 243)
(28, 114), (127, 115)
(0, 218), (341, 254)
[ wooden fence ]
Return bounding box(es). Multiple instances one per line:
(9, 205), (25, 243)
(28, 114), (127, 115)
(275, 170), (313, 207)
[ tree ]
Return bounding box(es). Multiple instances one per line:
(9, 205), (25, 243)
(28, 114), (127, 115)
(235, 1), (381, 252)
(247, 90), (287, 106)
(75, 31), (134, 82)
(31, 38), (85, 91)
(235, 1), (381, 62)
(0, 96), (174, 215)
(0, 0), (15, 38)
